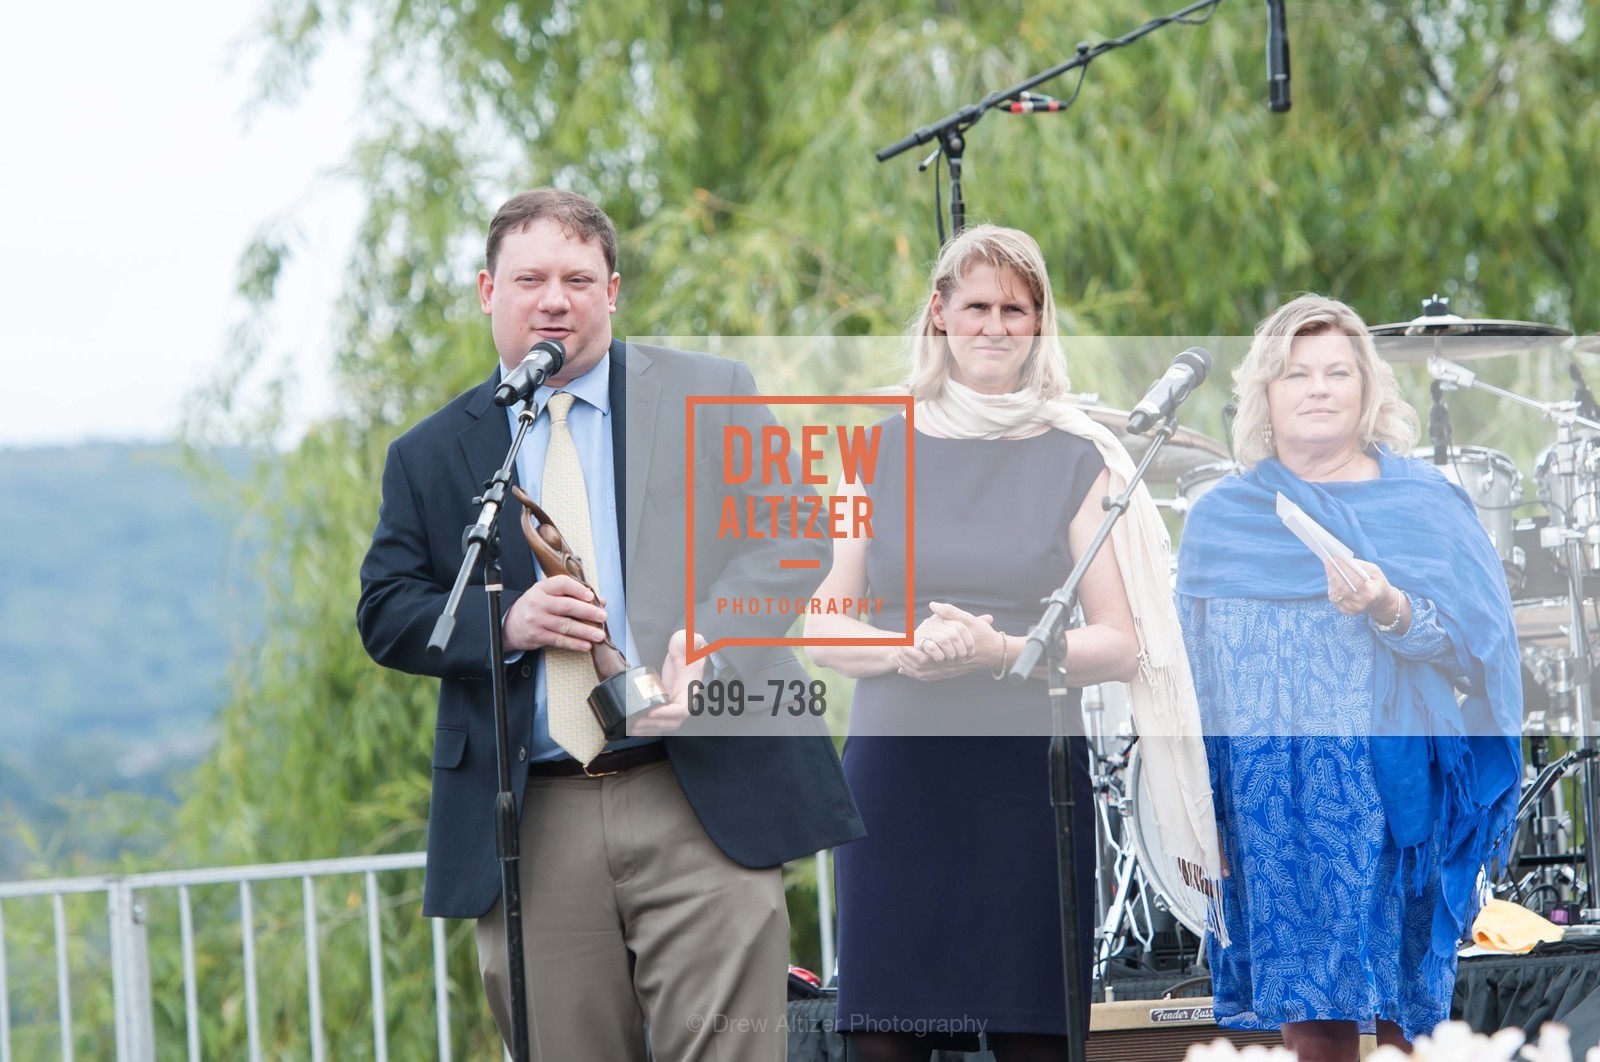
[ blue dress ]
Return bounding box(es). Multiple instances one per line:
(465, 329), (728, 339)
(834, 419), (1104, 1039)
(1177, 591), (1463, 1041)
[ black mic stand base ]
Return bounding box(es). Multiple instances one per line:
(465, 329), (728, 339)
(429, 409), (539, 1062)
(1006, 413), (1186, 1062)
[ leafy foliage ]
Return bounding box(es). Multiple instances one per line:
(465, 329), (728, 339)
(15, 0), (1581, 1055)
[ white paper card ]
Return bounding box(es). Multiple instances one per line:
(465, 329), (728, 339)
(1275, 493), (1367, 592)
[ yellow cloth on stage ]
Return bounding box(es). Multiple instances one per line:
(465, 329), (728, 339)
(1470, 898), (1566, 953)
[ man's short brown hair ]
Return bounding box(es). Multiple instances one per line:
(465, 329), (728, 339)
(485, 189), (618, 276)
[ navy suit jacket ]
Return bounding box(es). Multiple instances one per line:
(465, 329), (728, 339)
(358, 340), (864, 918)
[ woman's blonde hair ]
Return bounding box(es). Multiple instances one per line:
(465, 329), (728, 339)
(906, 224), (1071, 401)
(1232, 293), (1419, 467)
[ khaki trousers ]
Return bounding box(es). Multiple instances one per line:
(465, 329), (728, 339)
(475, 758), (789, 1061)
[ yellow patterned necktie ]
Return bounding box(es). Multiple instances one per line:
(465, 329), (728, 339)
(539, 392), (608, 765)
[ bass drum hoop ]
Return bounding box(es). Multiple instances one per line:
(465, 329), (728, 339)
(1124, 743), (1210, 938)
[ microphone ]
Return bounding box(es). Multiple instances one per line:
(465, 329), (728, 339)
(1571, 361), (1600, 422)
(1127, 347), (1213, 435)
(493, 339), (566, 407)
(1429, 380), (1451, 465)
(1266, 0), (1291, 112)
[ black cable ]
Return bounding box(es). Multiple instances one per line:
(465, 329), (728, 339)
(1174, 7), (1219, 23)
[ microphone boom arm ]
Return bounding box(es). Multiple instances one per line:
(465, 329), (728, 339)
(876, 0), (1225, 161)
(1430, 356), (1600, 433)
(874, 0), (1227, 240)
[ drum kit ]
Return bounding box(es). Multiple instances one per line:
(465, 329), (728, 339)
(1081, 297), (1600, 983)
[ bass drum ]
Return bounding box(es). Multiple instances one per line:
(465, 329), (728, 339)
(1124, 743), (1210, 938)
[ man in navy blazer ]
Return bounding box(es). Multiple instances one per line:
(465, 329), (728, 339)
(357, 189), (862, 1061)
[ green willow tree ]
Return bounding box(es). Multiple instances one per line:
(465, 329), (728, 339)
(153, 0), (1600, 1054)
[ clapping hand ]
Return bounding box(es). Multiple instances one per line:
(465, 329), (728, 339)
(889, 601), (1000, 681)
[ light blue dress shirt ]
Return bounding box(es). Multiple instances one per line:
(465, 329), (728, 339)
(503, 353), (652, 761)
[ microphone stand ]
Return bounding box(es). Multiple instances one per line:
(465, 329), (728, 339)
(1221, 401), (1238, 459)
(428, 403), (539, 1062)
(1572, 361), (1600, 423)
(1429, 380), (1451, 465)
(943, 130), (966, 237)
(874, 0), (1226, 241)
(1006, 412), (1182, 1062)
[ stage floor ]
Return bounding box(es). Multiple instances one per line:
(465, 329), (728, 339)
(786, 943), (1600, 1060)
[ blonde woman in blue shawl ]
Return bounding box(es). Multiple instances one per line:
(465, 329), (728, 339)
(1175, 294), (1521, 1061)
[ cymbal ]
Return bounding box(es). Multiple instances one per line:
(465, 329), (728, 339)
(1074, 401), (1233, 485)
(1370, 313), (1570, 362)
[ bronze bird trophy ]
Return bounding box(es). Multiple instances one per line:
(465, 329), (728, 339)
(510, 486), (671, 740)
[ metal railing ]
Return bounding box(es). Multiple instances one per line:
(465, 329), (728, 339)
(0, 853), (442, 1061)
(0, 850), (836, 1060)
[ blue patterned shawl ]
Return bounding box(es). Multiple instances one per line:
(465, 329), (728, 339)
(1176, 446), (1521, 964)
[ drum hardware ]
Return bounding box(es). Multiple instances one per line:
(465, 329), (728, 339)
(1527, 734), (1574, 869)
(1424, 348), (1600, 914)
(1569, 361), (1600, 422)
(1514, 518), (1576, 598)
(1536, 431), (1600, 572)
(1492, 744), (1596, 915)
(1091, 748), (1167, 986)
(1412, 444), (1524, 581)
(1085, 682), (1152, 984)
(1091, 777), (1203, 987)
(1512, 518), (1600, 657)
(1514, 603), (1600, 659)
(1420, 384), (1535, 585)
(1085, 684), (1205, 990)
(1429, 379), (1452, 464)
(1520, 649), (1585, 736)
(1429, 360), (1600, 435)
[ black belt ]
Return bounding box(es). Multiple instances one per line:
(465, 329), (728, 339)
(526, 742), (668, 779)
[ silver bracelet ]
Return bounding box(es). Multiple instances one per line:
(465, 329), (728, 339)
(1373, 591), (1407, 634)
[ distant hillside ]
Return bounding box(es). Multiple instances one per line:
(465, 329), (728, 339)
(0, 442), (262, 876)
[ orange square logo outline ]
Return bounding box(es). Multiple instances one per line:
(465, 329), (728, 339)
(683, 395), (915, 665)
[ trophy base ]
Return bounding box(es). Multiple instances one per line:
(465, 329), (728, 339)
(589, 667), (672, 741)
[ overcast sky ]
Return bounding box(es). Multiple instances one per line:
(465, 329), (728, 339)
(0, 1), (365, 448)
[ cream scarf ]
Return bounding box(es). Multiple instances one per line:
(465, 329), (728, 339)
(919, 380), (1227, 944)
